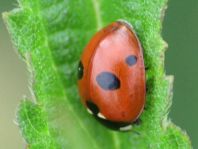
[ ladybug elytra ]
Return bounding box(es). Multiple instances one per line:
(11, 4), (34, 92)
(77, 21), (146, 131)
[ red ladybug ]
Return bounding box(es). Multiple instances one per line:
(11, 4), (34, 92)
(77, 21), (146, 131)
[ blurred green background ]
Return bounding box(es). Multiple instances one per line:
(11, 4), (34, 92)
(0, 0), (197, 148)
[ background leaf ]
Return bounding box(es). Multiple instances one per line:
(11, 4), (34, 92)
(3, 0), (191, 148)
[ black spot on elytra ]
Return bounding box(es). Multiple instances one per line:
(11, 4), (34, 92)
(125, 55), (137, 66)
(86, 100), (99, 115)
(77, 61), (83, 79)
(96, 72), (120, 90)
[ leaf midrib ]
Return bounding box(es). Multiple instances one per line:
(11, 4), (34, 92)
(27, 0), (124, 149)
(32, 1), (104, 149)
(91, 0), (103, 30)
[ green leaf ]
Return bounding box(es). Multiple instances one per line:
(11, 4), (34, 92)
(17, 100), (56, 148)
(3, 0), (192, 148)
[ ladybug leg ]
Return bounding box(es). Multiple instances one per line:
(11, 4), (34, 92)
(133, 118), (141, 125)
(145, 65), (149, 93)
(146, 85), (149, 92)
(97, 113), (106, 119)
(145, 66), (149, 71)
(119, 125), (132, 131)
(87, 108), (93, 115)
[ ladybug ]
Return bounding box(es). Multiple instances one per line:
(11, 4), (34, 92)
(77, 21), (146, 131)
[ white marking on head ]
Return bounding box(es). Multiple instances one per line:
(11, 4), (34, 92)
(97, 113), (106, 119)
(119, 125), (132, 131)
(87, 108), (93, 115)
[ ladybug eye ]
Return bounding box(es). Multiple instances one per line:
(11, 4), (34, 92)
(96, 72), (120, 90)
(78, 61), (84, 79)
(125, 55), (137, 66)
